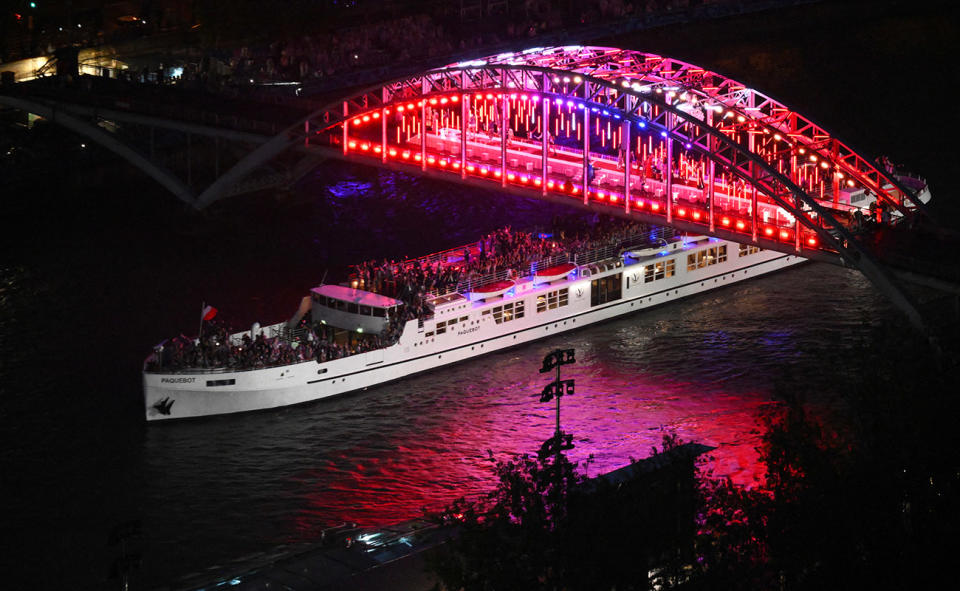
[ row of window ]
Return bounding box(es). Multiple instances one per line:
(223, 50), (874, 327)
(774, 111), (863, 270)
(482, 301), (525, 324)
(431, 315), (471, 336)
(312, 294), (395, 317)
(686, 245), (729, 271)
(536, 288), (569, 313)
(644, 259), (676, 283)
(738, 244), (762, 257)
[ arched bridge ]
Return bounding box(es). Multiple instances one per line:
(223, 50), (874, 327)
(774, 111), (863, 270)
(291, 45), (934, 332)
(2, 46), (941, 332)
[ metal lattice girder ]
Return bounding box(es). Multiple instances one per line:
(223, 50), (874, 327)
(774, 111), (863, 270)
(301, 47), (928, 218)
(283, 46), (930, 332)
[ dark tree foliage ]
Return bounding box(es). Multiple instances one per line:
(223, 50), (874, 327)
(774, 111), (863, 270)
(428, 430), (701, 591)
(695, 321), (960, 590)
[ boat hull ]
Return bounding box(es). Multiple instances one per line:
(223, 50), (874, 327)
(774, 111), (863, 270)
(145, 245), (803, 421)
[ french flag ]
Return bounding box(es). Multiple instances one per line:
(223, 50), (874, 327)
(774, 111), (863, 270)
(201, 304), (218, 322)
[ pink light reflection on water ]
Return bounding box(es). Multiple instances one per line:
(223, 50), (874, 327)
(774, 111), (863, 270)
(290, 356), (774, 535)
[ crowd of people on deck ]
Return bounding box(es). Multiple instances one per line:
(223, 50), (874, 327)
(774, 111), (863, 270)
(145, 217), (654, 373)
(145, 315), (395, 372)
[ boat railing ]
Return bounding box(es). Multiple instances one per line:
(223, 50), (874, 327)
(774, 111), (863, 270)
(446, 226), (676, 293)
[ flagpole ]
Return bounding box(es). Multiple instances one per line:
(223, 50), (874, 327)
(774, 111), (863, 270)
(198, 301), (205, 341)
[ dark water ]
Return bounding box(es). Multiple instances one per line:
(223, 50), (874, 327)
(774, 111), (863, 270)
(3, 4), (956, 589)
(0, 163), (892, 589)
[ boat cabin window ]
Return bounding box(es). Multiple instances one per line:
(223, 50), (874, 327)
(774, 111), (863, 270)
(644, 259), (675, 283)
(313, 293), (395, 317)
(537, 288), (569, 313)
(686, 246), (728, 271)
(492, 301), (524, 324)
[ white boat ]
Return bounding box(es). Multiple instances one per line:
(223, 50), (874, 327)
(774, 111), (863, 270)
(143, 230), (804, 421)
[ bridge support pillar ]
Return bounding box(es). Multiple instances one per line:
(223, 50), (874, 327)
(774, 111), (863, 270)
(622, 119), (631, 214)
(500, 71), (507, 188)
(665, 112), (673, 223)
(461, 74), (468, 179)
(421, 80), (427, 172)
(541, 73), (549, 197)
(582, 81), (590, 205)
(342, 101), (348, 155)
(707, 109), (715, 232)
(382, 88), (388, 164)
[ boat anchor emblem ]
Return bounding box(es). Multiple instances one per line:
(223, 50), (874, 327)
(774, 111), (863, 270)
(153, 397), (175, 415)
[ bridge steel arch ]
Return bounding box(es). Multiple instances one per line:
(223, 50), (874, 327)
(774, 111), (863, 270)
(200, 46), (930, 330)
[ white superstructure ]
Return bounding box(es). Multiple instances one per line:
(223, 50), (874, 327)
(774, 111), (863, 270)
(143, 234), (803, 421)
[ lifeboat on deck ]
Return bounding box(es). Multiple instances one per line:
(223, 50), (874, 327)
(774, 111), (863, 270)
(533, 262), (577, 283)
(469, 279), (515, 299)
